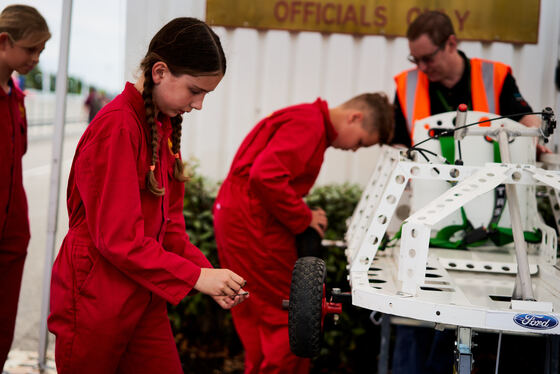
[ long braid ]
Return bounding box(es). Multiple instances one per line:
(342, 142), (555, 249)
(142, 68), (165, 196)
(137, 17), (226, 193)
(170, 115), (188, 182)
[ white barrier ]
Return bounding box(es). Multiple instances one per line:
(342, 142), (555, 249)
(23, 89), (88, 126)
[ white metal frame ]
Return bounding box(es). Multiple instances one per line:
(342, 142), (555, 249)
(39, 0), (73, 370)
(345, 111), (560, 335)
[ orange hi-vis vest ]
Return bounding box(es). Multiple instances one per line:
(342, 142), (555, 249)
(394, 58), (512, 142)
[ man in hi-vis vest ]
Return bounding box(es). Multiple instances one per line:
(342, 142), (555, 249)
(391, 10), (542, 149)
(391, 10), (546, 374)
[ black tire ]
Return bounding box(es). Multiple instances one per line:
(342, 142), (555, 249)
(289, 256), (326, 357)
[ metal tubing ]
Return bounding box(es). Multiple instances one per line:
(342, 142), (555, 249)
(377, 314), (390, 374)
(455, 327), (473, 374)
(495, 332), (503, 374)
(38, 0), (73, 370)
(497, 129), (535, 300)
(466, 127), (541, 137)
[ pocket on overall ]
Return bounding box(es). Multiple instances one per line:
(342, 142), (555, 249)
(72, 243), (100, 294)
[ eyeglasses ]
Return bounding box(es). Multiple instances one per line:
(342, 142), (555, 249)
(407, 46), (442, 65)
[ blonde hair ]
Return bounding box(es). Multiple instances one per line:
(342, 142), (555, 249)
(0, 4), (50, 46)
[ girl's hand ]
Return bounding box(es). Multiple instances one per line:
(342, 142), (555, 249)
(212, 291), (249, 310)
(194, 268), (246, 297)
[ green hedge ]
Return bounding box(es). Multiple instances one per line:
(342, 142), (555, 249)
(169, 164), (380, 373)
(304, 184), (382, 373)
(168, 164), (243, 373)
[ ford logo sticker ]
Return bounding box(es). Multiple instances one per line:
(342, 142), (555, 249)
(513, 314), (559, 330)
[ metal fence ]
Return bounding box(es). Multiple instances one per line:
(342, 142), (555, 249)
(24, 89), (88, 127)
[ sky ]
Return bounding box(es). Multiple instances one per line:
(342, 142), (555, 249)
(0, 0), (126, 94)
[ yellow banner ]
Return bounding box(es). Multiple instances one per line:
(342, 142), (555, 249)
(206, 0), (540, 44)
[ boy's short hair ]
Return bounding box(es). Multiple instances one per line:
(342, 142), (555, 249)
(406, 11), (455, 47)
(342, 92), (394, 144)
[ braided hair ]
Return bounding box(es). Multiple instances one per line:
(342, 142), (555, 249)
(139, 17), (226, 195)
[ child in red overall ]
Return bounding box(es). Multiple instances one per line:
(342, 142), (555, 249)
(213, 94), (394, 373)
(48, 18), (248, 374)
(0, 5), (50, 371)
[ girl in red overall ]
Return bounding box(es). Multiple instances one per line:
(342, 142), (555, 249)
(213, 94), (394, 373)
(48, 18), (248, 374)
(0, 5), (50, 371)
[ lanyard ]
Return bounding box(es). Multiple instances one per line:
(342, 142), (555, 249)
(434, 58), (472, 112)
(435, 83), (472, 113)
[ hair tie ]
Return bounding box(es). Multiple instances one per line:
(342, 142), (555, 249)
(149, 165), (155, 171)
(174, 153), (180, 159)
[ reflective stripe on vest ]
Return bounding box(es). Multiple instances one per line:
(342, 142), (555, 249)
(394, 58), (511, 141)
(470, 58), (511, 115)
(406, 70), (418, 133)
(483, 61), (496, 113)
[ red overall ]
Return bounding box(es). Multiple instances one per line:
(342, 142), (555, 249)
(48, 83), (212, 374)
(213, 99), (337, 374)
(0, 79), (30, 369)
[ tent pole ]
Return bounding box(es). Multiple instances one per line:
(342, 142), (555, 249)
(38, 0), (73, 371)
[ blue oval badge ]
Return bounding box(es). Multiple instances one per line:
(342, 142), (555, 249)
(513, 314), (559, 330)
